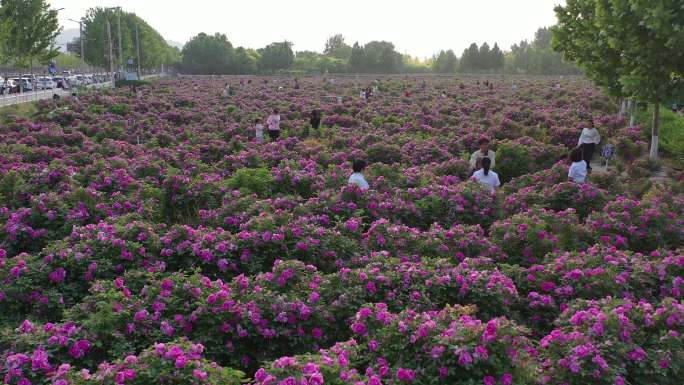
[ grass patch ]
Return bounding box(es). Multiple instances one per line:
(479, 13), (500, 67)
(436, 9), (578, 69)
(0, 102), (37, 120)
(634, 105), (684, 159)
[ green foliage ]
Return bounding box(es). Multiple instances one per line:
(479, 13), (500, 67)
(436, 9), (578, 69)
(365, 143), (402, 164)
(507, 27), (580, 75)
(114, 79), (149, 88)
(81, 7), (178, 69)
(458, 41), (506, 72)
(634, 105), (684, 159)
(258, 41), (294, 72)
(293, 51), (347, 74)
(323, 34), (352, 60)
(553, 0), (684, 157)
(0, 0), (61, 68)
(494, 141), (535, 183)
(54, 52), (81, 69)
(431, 49), (458, 73)
(181, 32), (237, 75)
(226, 167), (273, 196)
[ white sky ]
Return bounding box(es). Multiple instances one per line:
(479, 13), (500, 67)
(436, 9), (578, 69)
(51, 0), (564, 59)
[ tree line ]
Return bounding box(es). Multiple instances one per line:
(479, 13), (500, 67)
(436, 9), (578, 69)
(0, 0), (179, 74)
(179, 29), (580, 76)
(79, 7), (180, 70)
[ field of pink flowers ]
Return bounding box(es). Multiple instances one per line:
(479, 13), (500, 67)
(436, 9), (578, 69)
(1, 76), (682, 385)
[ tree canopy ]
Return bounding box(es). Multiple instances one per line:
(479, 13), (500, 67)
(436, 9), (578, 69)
(553, 0), (684, 158)
(81, 7), (179, 70)
(0, 0), (61, 69)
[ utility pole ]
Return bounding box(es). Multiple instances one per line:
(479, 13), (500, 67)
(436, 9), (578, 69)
(107, 19), (115, 87)
(135, 23), (141, 79)
(80, 22), (85, 67)
(117, 8), (123, 74)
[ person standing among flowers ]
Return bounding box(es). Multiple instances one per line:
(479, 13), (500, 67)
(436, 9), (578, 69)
(469, 137), (496, 171)
(348, 159), (369, 190)
(577, 118), (601, 172)
(568, 147), (588, 183)
(254, 118), (264, 143)
(471, 157), (500, 191)
(266, 109), (281, 141)
(310, 109), (321, 130)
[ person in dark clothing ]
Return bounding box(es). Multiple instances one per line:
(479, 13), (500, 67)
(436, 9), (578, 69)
(310, 109), (321, 129)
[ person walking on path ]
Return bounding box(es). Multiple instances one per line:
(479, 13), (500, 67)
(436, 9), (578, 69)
(266, 109), (281, 141)
(577, 119), (601, 172)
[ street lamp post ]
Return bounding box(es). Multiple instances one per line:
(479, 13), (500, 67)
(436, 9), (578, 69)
(67, 18), (85, 68)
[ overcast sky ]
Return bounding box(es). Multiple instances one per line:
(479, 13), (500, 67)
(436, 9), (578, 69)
(52, 0), (564, 58)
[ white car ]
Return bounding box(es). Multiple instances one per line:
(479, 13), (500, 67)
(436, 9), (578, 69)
(38, 77), (55, 89)
(84, 75), (94, 85)
(67, 76), (81, 87)
(13, 78), (33, 92)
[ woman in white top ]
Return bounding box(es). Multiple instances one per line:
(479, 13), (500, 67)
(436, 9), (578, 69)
(577, 120), (600, 171)
(472, 157), (500, 192)
(348, 159), (369, 190)
(568, 147), (588, 183)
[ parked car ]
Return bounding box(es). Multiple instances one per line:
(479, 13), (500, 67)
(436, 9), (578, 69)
(1, 79), (19, 94)
(13, 78), (33, 92)
(38, 77), (55, 90)
(67, 76), (81, 87)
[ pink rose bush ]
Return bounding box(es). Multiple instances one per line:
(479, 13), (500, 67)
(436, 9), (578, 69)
(538, 297), (684, 385)
(253, 305), (536, 385)
(1, 77), (682, 384)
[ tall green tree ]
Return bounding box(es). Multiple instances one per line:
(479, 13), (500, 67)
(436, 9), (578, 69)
(553, 0), (684, 159)
(181, 33), (235, 74)
(258, 41), (294, 72)
(0, 0), (61, 71)
(432, 49), (458, 73)
(323, 34), (351, 60)
(349, 42), (365, 73)
(460, 43), (479, 72)
(362, 41), (402, 73)
(234, 47), (259, 74)
(490, 43), (505, 71)
(478, 42), (491, 70)
(81, 7), (177, 70)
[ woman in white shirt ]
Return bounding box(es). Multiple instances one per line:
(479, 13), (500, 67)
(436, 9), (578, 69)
(472, 157), (500, 192)
(577, 120), (600, 172)
(348, 159), (369, 190)
(568, 147), (588, 183)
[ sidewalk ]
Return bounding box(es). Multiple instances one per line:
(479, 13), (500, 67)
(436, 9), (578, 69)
(0, 81), (113, 108)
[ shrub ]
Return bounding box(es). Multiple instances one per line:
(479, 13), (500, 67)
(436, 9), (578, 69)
(495, 140), (535, 183)
(587, 195), (684, 252)
(490, 208), (590, 265)
(365, 143), (402, 165)
(539, 297), (684, 385)
(226, 167), (273, 197)
(254, 305), (537, 385)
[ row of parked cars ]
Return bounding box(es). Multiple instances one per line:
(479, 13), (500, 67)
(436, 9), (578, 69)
(0, 73), (111, 94)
